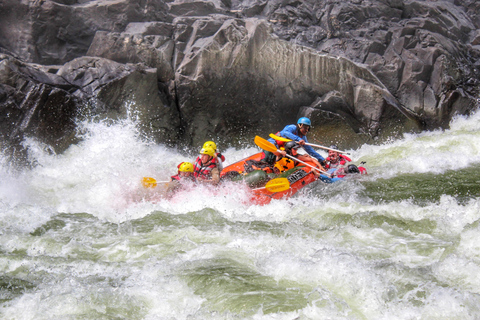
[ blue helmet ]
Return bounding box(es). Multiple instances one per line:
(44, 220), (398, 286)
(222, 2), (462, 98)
(297, 117), (311, 126)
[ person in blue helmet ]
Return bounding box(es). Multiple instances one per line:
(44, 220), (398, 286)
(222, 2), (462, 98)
(262, 117), (326, 165)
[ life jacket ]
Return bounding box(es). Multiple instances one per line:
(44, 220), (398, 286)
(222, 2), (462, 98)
(193, 156), (217, 179)
(325, 154), (351, 169)
(333, 164), (366, 178)
(273, 127), (306, 147)
(274, 157), (296, 173)
(273, 131), (287, 148)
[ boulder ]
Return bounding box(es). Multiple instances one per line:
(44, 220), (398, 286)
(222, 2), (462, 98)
(174, 18), (420, 146)
(56, 57), (181, 145)
(87, 31), (175, 83)
(0, 54), (80, 160)
(1, 0), (480, 157)
(0, 0), (170, 65)
(0, 54), (181, 162)
(256, 0), (480, 129)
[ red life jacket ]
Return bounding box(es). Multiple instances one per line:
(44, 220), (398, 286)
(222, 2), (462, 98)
(273, 131), (287, 148)
(193, 156), (217, 179)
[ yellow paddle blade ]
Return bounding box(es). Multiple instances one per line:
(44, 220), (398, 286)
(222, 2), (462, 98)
(254, 136), (278, 153)
(142, 177), (157, 188)
(264, 178), (290, 192)
(269, 133), (291, 142)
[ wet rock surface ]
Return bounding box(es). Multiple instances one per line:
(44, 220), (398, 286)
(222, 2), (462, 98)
(1, 0), (479, 159)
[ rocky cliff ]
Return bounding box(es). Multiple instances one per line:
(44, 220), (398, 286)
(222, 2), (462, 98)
(1, 0), (479, 160)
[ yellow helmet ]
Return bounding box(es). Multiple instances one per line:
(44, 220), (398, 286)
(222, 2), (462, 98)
(202, 141), (217, 151)
(200, 147), (215, 157)
(178, 162), (194, 172)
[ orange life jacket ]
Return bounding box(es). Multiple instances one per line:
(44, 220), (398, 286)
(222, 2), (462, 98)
(274, 157), (296, 173)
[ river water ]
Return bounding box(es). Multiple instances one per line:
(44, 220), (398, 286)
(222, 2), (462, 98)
(1, 111), (480, 319)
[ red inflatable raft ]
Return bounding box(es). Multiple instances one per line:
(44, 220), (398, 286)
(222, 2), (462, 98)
(220, 152), (320, 205)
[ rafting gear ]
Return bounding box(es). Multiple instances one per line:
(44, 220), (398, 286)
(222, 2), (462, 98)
(193, 156), (217, 180)
(178, 162), (194, 172)
(200, 147), (215, 157)
(297, 117), (311, 126)
(274, 157), (296, 173)
(202, 141), (217, 151)
(284, 141), (300, 154)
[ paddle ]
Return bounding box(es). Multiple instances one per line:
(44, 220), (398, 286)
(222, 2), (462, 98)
(141, 177), (170, 188)
(254, 136), (332, 177)
(269, 133), (350, 155)
(252, 177), (290, 192)
(143, 175), (289, 192)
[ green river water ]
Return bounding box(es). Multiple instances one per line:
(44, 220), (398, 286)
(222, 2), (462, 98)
(1, 112), (480, 319)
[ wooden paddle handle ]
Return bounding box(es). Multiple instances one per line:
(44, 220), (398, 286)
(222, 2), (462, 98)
(304, 143), (350, 155)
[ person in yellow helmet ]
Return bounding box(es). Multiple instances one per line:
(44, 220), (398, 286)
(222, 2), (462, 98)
(202, 140), (225, 173)
(193, 146), (220, 185)
(166, 161), (195, 194)
(169, 162), (195, 182)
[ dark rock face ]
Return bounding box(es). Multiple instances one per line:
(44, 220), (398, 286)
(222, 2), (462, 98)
(0, 54), (80, 159)
(171, 17), (418, 146)
(0, 54), (180, 158)
(0, 0), (170, 64)
(0, 0), (479, 159)
(250, 0), (480, 127)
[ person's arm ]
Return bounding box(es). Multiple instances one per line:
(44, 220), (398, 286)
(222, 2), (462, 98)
(297, 154), (325, 177)
(274, 150), (286, 158)
(280, 125), (302, 142)
(300, 155), (325, 170)
(214, 154), (224, 172)
(210, 167), (220, 185)
(198, 167), (220, 185)
(166, 179), (181, 193)
(340, 154), (352, 162)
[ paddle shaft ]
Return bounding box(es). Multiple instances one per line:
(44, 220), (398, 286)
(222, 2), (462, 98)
(305, 142), (349, 155)
(269, 133), (350, 155)
(142, 177), (171, 188)
(254, 136), (331, 178)
(284, 154), (332, 178)
(144, 179), (171, 184)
